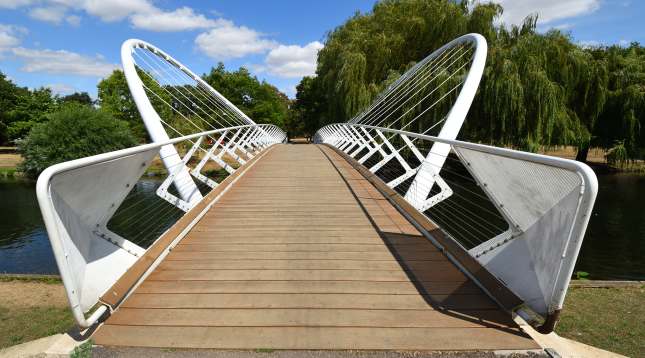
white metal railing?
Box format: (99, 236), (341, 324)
(314, 33), (598, 332)
(36, 124), (286, 327)
(315, 123), (596, 327)
(36, 37), (288, 328)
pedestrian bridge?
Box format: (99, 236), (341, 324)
(36, 34), (597, 352)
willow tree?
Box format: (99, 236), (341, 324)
(296, 0), (645, 161)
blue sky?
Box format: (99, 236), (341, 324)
(0, 0), (642, 99)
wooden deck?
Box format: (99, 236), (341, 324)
(93, 144), (538, 351)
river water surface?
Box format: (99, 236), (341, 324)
(0, 174), (643, 280)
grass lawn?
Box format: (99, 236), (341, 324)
(557, 284), (644, 357)
(0, 275), (74, 349)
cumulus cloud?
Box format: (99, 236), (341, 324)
(8, 0), (223, 32)
(131, 6), (220, 32)
(29, 6), (67, 24)
(489, 0), (601, 26)
(12, 47), (118, 77)
(195, 20), (277, 60)
(264, 41), (323, 78)
(80, 0), (155, 22)
(0, 24), (25, 51)
(0, 0), (34, 9)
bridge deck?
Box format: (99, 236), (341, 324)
(93, 144), (538, 351)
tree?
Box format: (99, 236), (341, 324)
(60, 92), (94, 106)
(0, 72), (27, 145)
(291, 76), (326, 139)
(4, 87), (57, 142)
(202, 63), (290, 128)
(294, 0), (644, 161)
(97, 70), (148, 141)
(18, 104), (137, 178)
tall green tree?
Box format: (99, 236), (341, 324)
(97, 70), (148, 141)
(202, 63), (289, 128)
(294, 0), (644, 161)
(4, 87), (57, 142)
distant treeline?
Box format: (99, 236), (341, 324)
(289, 0), (644, 161)
(0, 65), (290, 176)
(0, 64), (290, 146)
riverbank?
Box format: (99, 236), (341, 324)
(0, 275), (74, 349)
(0, 149), (236, 179)
(0, 275), (641, 356)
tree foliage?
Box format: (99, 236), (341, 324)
(293, 0), (644, 160)
(18, 104), (136, 177)
(0, 73), (56, 144)
(202, 63), (290, 128)
(97, 70), (148, 141)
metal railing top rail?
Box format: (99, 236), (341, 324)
(315, 122), (598, 332)
(37, 124), (285, 328)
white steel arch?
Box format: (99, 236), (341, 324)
(121, 39), (257, 205)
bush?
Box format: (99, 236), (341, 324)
(18, 105), (137, 178)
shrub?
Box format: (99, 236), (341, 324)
(18, 104), (137, 178)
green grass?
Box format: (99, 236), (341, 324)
(0, 167), (18, 178)
(0, 305), (75, 349)
(557, 285), (644, 357)
(70, 339), (93, 358)
(0, 274), (62, 284)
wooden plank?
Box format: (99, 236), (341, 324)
(165, 250), (445, 261)
(172, 243), (438, 253)
(106, 308), (517, 328)
(121, 293), (497, 310)
(146, 269), (467, 282)
(134, 280), (483, 295)
(157, 259), (456, 271)
(181, 234), (384, 244)
(93, 326), (537, 350)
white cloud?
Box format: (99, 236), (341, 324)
(47, 83), (75, 95)
(0, 0), (34, 9)
(12, 47), (118, 77)
(0, 24), (24, 51)
(79, 0), (155, 22)
(482, 0), (601, 26)
(29, 6), (67, 24)
(195, 20), (277, 60)
(264, 41), (323, 78)
(131, 6), (219, 32)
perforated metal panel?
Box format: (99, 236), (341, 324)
(454, 147), (581, 232)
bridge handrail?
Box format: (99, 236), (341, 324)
(36, 124), (286, 327)
(315, 122), (597, 332)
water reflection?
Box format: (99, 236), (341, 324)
(0, 179), (57, 274)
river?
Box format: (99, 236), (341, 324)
(0, 174), (643, 280)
